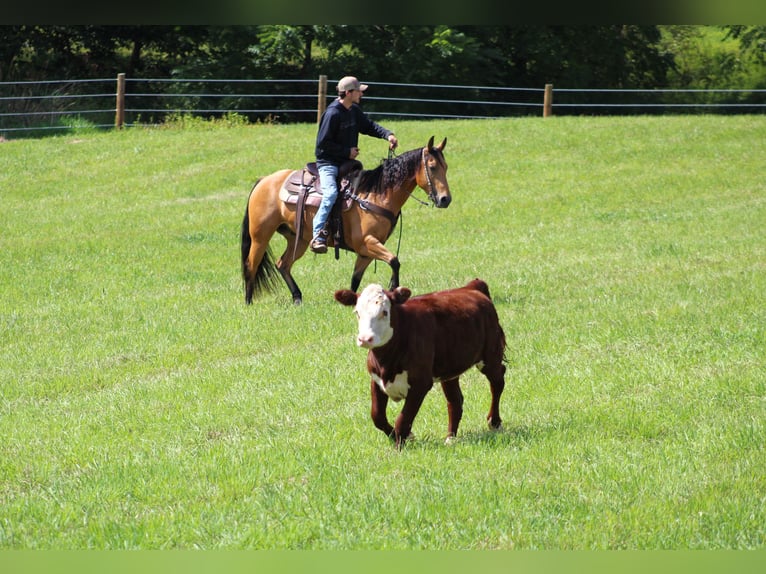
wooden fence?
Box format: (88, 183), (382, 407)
(2, 74), (765, 136)
(112, 75), (558, 129)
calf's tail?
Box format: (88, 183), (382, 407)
(467, 278), (492, 299)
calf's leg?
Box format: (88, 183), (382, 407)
(440, 377), (464, 442)
(370, 379), (394, 437)
(481, 361), (505, 430)
(393, 385), (429, 449)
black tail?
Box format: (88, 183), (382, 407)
(241, 182), (281, 304)
(241, 199), (253, 281)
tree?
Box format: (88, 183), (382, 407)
(725, 26), (766, 64)
(0, 26), (29, 82)
(6, 25), (764, 126)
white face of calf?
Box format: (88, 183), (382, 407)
(354, 284), (394, 349)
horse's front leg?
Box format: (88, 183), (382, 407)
(356, 237), (400, 291)
(388, 258), (401, 290)
(351, 255), (373, 292)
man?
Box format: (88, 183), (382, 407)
(311, 76), (398, 253)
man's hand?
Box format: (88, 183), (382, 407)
(388, 134), (398, 150)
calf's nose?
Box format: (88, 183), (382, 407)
(357, 333), (374, 347)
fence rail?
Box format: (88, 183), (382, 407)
(1, 75), (765, 136)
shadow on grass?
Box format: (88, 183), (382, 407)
(457, 424), (538, 447)
(395, 421), (564, 451)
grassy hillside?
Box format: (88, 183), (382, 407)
(0, 115), (764, 549)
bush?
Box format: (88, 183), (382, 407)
(159, 112), (251, 130)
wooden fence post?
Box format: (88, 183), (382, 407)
(115, 73), (125, 129)
(317, 74), (327, 125)
(543, 83), (553, 117)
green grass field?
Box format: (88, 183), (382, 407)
(0, 115), (764, 549)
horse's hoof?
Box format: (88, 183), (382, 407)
(293, 298), (302, 306)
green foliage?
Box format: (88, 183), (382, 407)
(4, 25), (766, 127)
(0, 117), (764, 549)
(725, 25), (766, 64)
(426, 26), (483, 78)
(661, 26), (766, 89)
(494, 25), (670, 88)
(58, 114), (100, 134)
(5, 25), (759, 90)
(248, 25), (319, 75)
(158, 112), (251, 129)
(658, 26), (766, 109)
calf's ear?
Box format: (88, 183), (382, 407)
(391, 287), (411, 304)
(334, 290), (359, 306)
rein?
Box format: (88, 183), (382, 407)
(358, 143), (440, 272)
(381, 145), (433, 260)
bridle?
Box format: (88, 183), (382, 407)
(387, 146), (437, 207)
(421, 147), (438, 205)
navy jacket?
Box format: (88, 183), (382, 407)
(315, 99), (393, 165)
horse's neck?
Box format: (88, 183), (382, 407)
(362, 178), (417, 213)
(389, 180), (418, 210)
(356, 152), (421, 211)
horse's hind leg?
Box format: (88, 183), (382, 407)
(276, 225), (308, 305)
(243, 234), (279, 305)
(242, 181), (285, 305)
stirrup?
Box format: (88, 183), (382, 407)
(310, 235), (327, 254)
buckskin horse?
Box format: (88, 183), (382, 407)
(240, 136), (451, 305)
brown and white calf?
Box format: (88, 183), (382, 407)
(334, 278), (507, 448)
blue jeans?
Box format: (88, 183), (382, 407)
(313, 163), (339, 238)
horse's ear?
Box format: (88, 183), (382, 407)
(334, 290), (359, 307)
(391, 287), (411, 305)
(437, 137), (447, 151)
(426, 135), (435, 151)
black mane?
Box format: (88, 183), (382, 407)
(357, 147), (423, 194)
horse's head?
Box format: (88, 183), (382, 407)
(418, 136), (451, 208)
